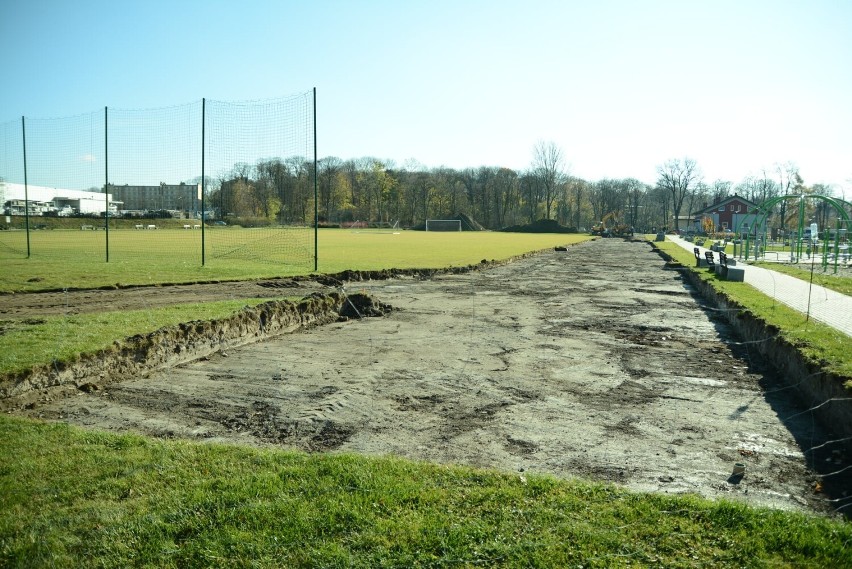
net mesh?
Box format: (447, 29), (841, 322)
(205, 94), (314, 269)
(0, 92), (315, 270)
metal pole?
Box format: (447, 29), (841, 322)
(313, 87), (318, 272)
(201, 98), (206, 266)
(104, 106), (110, 262)
(21, 116), (30, 258)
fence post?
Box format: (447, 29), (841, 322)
(105, 106), (110, 262)
(313, 87), (318, 272)
(21, 116), (30, 258)
(201, 97), (206, 267)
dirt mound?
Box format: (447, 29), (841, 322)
(339, 292), (393, 319)
(500, 218), (576, 233)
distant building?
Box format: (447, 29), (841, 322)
(108, 183), (201, 215)
(690, 194), (759, 234)
(0, 182), (119, 215)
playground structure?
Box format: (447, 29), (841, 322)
(736, 194), (851, 273)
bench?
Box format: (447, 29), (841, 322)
(694, 247), (710, 268)
(183, 224), (191, 229)
(716, 252), (745, 282)
(80, 224), (94, 230)
(146, 224), (157, 230)
(193, 224), (200, 229)
(134, 224), (144, 230)
(704, 250), (715, 270)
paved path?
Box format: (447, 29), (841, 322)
(667, 236), (852, 338)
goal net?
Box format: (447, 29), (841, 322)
(425, 219), (461, 232)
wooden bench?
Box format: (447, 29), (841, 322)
(704, 250), (716, 270)
(716, 251), (745, 282)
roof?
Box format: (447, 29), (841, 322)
(692, 194), (758, 215)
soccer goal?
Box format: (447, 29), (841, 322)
(425, 219), (462, 232)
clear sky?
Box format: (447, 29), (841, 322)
(2, 0), (851, 193)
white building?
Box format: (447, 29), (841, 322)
(0, 182), (119, 215)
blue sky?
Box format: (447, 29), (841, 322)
(2, 0), (851, 193)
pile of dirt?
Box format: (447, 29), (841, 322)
(500, 219), (577, 233)
(338, 292), (393, 319)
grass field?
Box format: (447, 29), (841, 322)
(0, 228), (590, 293)
(2, 416), (850, 568)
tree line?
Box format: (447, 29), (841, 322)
(206, 141), (847, 233)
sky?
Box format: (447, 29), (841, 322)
(2, 0), (851, 193)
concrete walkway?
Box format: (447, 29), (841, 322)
(667, 236), (852, 338)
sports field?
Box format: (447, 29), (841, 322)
(0, 228), (590, 292)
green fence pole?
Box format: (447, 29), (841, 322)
(104, 106), (109, 262)
(21, 116), (30, 258)
(313, 87), (318, 272)
(201, 98), (206, 267)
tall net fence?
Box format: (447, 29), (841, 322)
(108, 102), (203, 264)
(205, 95), (314, 268)
(0, 118), (26, 256)
(0, 92), (315, 271)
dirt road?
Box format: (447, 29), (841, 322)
(8, 239), (837, 513)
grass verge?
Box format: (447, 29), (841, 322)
(1, 415), (850, 568)
(0, 299), (277, 375)
(652, 240), (852, 380)
(752, 262), (852, 297)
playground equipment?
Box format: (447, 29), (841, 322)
(736, 194), (851, 273)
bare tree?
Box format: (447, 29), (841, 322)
(531, 141), (567, 220)
(656, 158), (702, 232)
(776, 162), (801, 232)
(317, 156), (343, 222)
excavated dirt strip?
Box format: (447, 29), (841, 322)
(5, 239), (846, 515)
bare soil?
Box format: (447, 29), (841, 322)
(3, 239), (842, 514)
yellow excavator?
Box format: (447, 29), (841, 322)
(591, 211), (632, 238)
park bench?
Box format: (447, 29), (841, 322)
(694, 247), (710, 268)
(716, 252), (745, 282)
(704, 251), (716, 271)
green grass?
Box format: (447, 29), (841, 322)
(2, 415), (849, 568)
(0, 299), (277, 375)
(0, 229), (590, 293)
(653, 239), (852, 379)
(752, 262), (852, 296)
